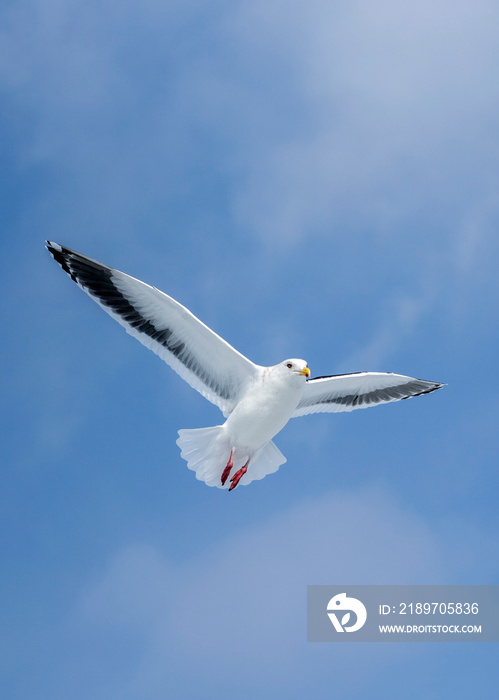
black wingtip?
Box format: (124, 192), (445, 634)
(45, 240), (57, 255)
(46, 241), (78, 282)
(400, 381), (446, 400)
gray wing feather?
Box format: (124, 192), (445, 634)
(293, 372), (444, 417)
(47, 242), (258, 415)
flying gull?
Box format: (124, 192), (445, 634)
(46, 242), (444, 491)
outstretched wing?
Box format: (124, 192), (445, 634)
(47, 242), (259, 415)
(293, 372), (444, 417)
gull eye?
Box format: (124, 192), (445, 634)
(286, 363), (293, 369)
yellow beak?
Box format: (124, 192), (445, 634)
(299, 367), (311, 378)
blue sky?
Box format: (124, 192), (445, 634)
(1, 0), (499, 697)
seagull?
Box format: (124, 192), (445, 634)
(46, 242), (444, 491)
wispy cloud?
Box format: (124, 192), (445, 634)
(3, 1), (498, 251)
(69, 485), (446, 698)
(338, 289), (435, 370)
(228, 1), (499, 245)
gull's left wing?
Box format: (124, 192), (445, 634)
(293, 372), (444, 417)
(46, 242), (260, 416)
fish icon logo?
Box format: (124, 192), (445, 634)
(327, 592), (367, 632)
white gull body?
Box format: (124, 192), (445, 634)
(179, 360), (309, 488)
(226, 362), (307, 449)
(46, 242), (444, 491)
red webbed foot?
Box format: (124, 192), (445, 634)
(228, 459), (250, 491)
(221, 451), (234, 486)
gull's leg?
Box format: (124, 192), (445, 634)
(221, 450), (234, 486)
(228, 457), (250, 492)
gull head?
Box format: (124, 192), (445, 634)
(280, 358), (310, 378)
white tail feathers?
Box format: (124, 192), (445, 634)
(176, 426), (286, 489)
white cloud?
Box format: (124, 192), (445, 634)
(338, 289), (434, 370)
(2, 0), (498, 292)
(4, 0), (498, 241)
(73, 484), (447, 697)
(226, 0), (499, 244)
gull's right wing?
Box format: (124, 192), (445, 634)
(47, 242), (260, 416)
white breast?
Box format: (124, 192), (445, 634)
(223, 369), (304, 451)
